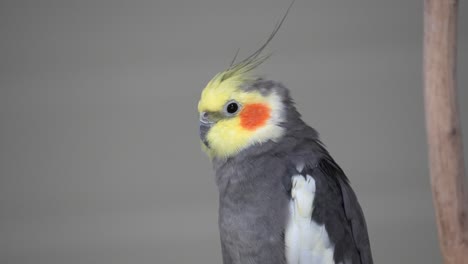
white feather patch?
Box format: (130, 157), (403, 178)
(285, 175), (335, 264)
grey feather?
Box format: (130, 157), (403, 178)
(211, 79), (373, 264)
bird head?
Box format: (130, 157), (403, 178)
(198, 70), (287, 159)
(197, 1), (296, 159)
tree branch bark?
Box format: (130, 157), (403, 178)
(423, 0), (468, 263)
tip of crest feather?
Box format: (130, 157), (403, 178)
(209, 0), (295, 89)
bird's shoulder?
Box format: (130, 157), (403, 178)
(279, 138), (373, 264)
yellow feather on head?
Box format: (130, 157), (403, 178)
(198, 1), (294, 158)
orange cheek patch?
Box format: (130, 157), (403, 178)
(239, 103), (271, 131)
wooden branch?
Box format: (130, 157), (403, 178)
(423, 0), (468, 263)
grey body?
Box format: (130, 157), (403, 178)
(211, 80), (373, 264)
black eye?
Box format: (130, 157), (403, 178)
(226, 102), (239, 114)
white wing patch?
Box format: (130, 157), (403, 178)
(285, 174), (335, 264)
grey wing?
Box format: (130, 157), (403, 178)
(314, 156), (374, 264)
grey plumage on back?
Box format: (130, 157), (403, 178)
(211, 79), (373, 264)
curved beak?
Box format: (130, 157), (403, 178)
(199, 112), (214, 147)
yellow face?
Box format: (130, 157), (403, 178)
(198, 74), (284, 158)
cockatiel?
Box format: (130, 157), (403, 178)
(198, 3), (373, 264)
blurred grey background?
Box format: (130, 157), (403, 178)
(1, 0), (467, 263)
